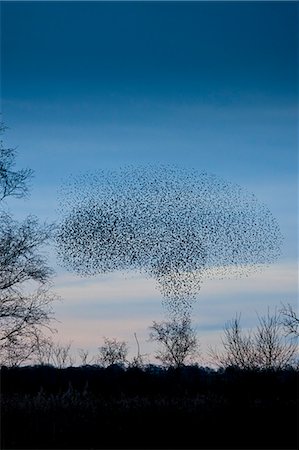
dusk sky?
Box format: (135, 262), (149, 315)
(1, 1), (298, 363)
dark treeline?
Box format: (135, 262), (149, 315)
(1, 364), (297, 449)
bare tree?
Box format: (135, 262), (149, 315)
(0, 213), (54, 289)
(96, 337), (128, 367)
(255, 309), (297, 369)
(209, 314), (256, 370)
(78, 348), (94, 366)
(210, 309), (297, 370)
(0, 288), (56, 366)
(51, 341), (74, 368)
(0, 123), (33, 201)
(280, 303), (299, 338)
(31, 329), (57, 366)
(32, 331), (74, 368)
(0, 125), (57, 366)
(149, 317), (199, 368)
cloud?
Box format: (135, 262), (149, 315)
(54, 261), (297, 306)
(201, 261), (297, 297)
(54, 271), (160, 304)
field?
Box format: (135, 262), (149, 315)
(1, 365), (297, 449)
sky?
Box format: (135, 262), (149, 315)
(1, 1), (298, 364)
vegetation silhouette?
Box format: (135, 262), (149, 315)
(149, 317), (199, 367)
(0, 124), (57, 366)
(1, 364), (297, 449)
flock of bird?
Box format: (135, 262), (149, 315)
(57, 166), (282, 317)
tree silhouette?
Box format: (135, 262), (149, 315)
(210, 309), (297, 370)
(96, 337), (128, 367)
(0, 123), (33, 201)
(149, 317), (199, 367)
(0, 124), (57, 366)
(280, 303), (299, 338)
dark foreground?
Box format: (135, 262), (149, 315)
(1, 365), (298, 449)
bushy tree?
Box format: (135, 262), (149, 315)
(149, 317), (199, 368)
(0, 124), (57, 366)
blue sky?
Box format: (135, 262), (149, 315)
(1, 1), (298, 363)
